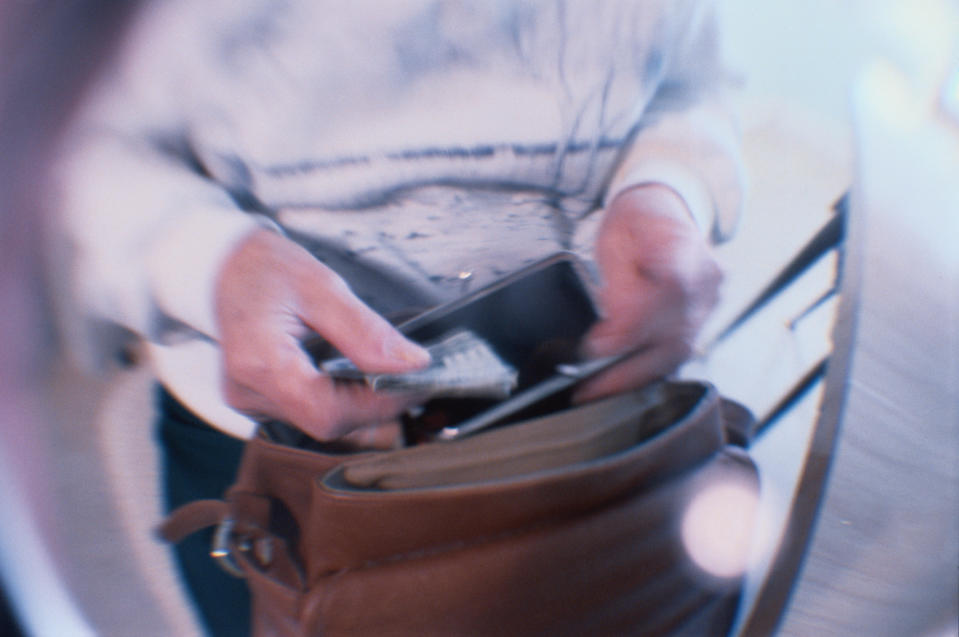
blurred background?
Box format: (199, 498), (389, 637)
(1, 1), (955, 635)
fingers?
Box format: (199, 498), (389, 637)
(216, 229), (428, 440)
(302, 382), (422, 439)
(582, 279), (663, 358)
(222, 322), (422, 439)
(340, 420), (404, 450)
(573, 339), (692, 403)
(223, 355), (421, 441)
(294, 266), (430, 373)
(578, 184), (722, 398)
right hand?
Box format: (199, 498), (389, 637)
(214, 229), (431, 444)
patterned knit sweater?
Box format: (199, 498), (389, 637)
(51, 0), (743, 436)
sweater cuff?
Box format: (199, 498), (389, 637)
(147, 207), (276, 340)
(604, 160), (715, 238)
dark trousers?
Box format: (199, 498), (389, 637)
(155, 387), (251, 637)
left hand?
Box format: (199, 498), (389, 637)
(575, 184), (722, 402)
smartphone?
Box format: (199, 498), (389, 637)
(395, 252), (600, 442)
(272, 252), (600, 450)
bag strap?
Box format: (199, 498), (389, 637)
(720, 398), (756, 448)
(157, 499), (229, 543)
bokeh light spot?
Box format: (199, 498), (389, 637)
(681, 481), (758, 578)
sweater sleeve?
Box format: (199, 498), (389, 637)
(48, 0), (263, 366)
(604, 0), (744, 243)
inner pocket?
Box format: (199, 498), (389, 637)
(339, 382), (707, 490)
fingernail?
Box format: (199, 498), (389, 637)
(393, 340), (431, 367)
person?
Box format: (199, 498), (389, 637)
(48, 1), (743, 634)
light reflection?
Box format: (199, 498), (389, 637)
(681, 480), (760, 579)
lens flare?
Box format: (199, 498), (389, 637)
(681, 481), (759, 578)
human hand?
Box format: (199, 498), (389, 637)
(575, 184), (722, 402)
(215, 229), (431, 445)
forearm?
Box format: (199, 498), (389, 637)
(606, 0), (744, 243)
(49, 114), (263, 368)
(45, 0), (275, 366)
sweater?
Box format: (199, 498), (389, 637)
(50, 0), (743, 437)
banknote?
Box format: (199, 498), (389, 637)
(320, 329), (518, 399)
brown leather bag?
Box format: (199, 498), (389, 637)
(161, 381), (758, 636)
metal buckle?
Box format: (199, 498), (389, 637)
(210, 518), (246, 578)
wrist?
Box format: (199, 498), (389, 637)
(608, 183), (699, 232)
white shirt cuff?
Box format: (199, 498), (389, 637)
(604, 160), (715, 236)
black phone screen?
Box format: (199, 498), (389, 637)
(398, 253), (599, 441)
